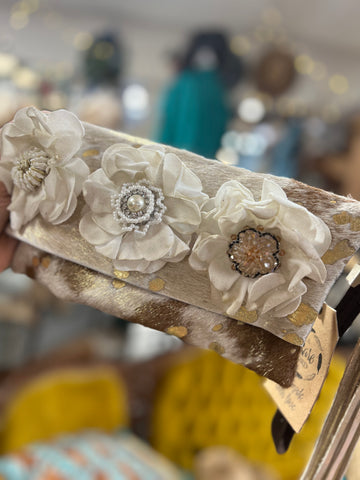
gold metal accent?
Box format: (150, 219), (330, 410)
(233, 306), (258, 324)
(212, 323), (224, 332)
(333, 211), (351, 225)
(322, 239), (356, 265)
(287, 303), (317, 326)
(332, 211), (360, 231)
(113, 270), (130, 280)
(32, 256), (40, 267)
(82, 149), (100, 157)
(208, 341), (225, 354)
(350, 216), (360, 231)
(112, 279), (126, 289)
(59, 263), (96, 294)
(149, 278), (165, 292)
(41, 256), (51, 268)
(283, 332), (304, 346)
(166, 326), (188, 338)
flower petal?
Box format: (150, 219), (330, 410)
(190, 233), (229, 270)
(162, 153), (207, 205)
(79, 211), (116, 246)
(224, 279), (250, 317)
(256, 281), (306, 315)
(247, 272), (286, 303)
(83, 169), (116, 214)
(163, 196), (201, 235)
(96, 235), (123, 259)
(102, 144), (149, 183)
(208, 254), (240, 291)
(117, 223), (180, 262)
(9, 187), (42, 230)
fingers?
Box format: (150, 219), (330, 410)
(0, 233), (17, 272)
(0, 181), (11, 233)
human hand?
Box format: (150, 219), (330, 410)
(0, 182), (17, 272)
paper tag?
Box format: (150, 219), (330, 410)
(265, 304), (339, 433)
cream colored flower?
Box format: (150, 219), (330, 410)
(0, 107), (89, 230)
(79, 144), (208, 274)
(189, 179), (331, 318)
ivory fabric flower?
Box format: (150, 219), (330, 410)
(189, 179), (331, 318)
(79, 144), (208, 274)
(0, 107), (89, 230)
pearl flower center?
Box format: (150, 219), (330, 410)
(12, 146), (51, 192)
(127, 194), (145, 213)
(227, 227), (281, 278)
(111, 180), (166, 235)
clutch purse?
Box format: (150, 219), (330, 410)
(2, 107), (360, 387)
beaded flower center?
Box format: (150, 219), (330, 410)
(111, 180), (166, 235)
(227, 227), (281, 278)
(12, 147), (51, 192)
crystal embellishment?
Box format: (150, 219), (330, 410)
(111, 180), (166, 235)
(227, 227), (281, 278)
(12, 146), (51, 192)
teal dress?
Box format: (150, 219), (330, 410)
(156, 69), (229, 159)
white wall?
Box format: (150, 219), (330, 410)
(1, 0), (360, 135)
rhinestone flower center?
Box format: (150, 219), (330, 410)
(227, 227), (281, 278)
(111, 180), (166, 235)
(12, 147), (51, 192)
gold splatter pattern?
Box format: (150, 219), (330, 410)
(212, 324), (224, 332)
(82, 149), (100, 157)
(208, 342), (225, 355)
(332, 211), (360, 231)
(350, 217), (360, 231)
(60, 263), (96, 294)
(113, 270), (130, 280)
(333, 212), (351, 225)
(233, 306), (258, 324)
(283, 333), (304, 346)
(322, 239), (356, 265)
(112, 279), (126, 289)
(287, 303), (317, 326)
(166, 326), (188, 338)
(149, 278), (165, 292)
(41, 256), (51, 268)
(32, 256), (40, 267)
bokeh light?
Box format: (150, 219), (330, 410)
(238, 97), (266, 124)
(294, 54), (314, 75)
(329, 74), (349, 95)
(122, 84), (149, 120)
(73, 32), (94, 51)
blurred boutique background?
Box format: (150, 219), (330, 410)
(0, 1), (359, 479)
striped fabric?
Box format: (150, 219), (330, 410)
(0, 431), (188, 480)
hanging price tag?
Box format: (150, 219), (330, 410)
(265, 304), (339, 433)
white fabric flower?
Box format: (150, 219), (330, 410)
(0, 107), (88, 230)
(79, 144), (208, 274)
(189, 179), (331, 318)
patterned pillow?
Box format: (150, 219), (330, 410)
(0, 431), (187, 480)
